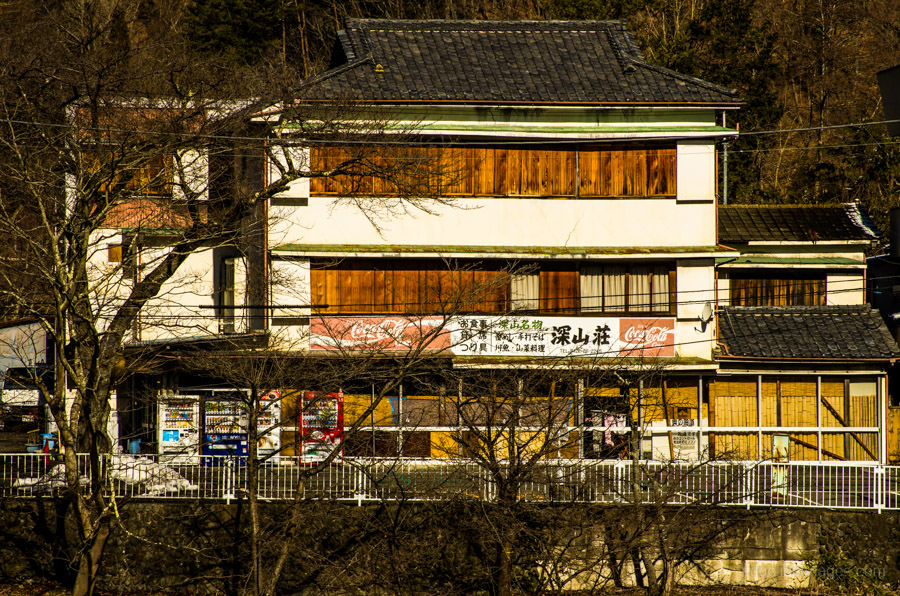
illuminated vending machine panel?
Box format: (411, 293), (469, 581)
(202, 390), (249, 461)
(299, 392), (343, 465)
(257, 390), (282, 457)
(158, 395), (200, 462)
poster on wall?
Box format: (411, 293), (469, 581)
(310, 315), (675, 358)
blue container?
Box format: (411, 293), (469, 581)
(128, 439), (141, 454)
(40, 433), (55, 451)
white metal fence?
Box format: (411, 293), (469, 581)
(1, 454), (898, 511)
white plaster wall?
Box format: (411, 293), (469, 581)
(268, 258), (312, 351)
(718, 276), (730, 307)
(136, 248), (218, 341)
(270, 197), (717, 250)
(87, 229), (131, 336)
(173, 149), (208, 202)
(827, 272), (865, 305)
(267, 146), (309, 193)
(675, 260), (716, 360)
(676, 141), (716, 203)
(0, 322), (46, 372)
(86, 230), (220, 342)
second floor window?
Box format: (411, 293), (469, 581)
(309, 145), (676, 199)
(729, 272), (826, 306)
(310, 259), (675, 316)
(89, 152), (173, 197)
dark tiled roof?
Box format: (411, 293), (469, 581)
(717, 306), (899, 360)
(718, 204), (880, 244)
(300, 19), (741, 105)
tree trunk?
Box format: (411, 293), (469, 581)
(495, 528), (513, 596)
(71, 520), (110, 596)
(261, 476), (307, 596)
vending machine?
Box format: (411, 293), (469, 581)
(256, 390), (282, 457)
(201, 390), (249, 461)
(299, 391), (343, 464)
(157, 394), (200, 462)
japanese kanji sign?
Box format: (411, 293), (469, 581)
(450, 316), (675, 357)
(310, 315), (675, 357)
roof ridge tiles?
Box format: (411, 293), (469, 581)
(717, 304), (900, 360)
(306, 19), (743, 105)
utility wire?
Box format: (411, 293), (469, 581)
(3, 115), (900, 146)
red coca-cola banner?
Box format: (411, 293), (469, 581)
(618, 318), (676, 357)
(310, 316), (451, 351)
(310, 315), (675, 357)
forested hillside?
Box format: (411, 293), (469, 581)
(5, 0), (900, 233)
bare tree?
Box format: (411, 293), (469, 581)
(0, 4), (464, 594)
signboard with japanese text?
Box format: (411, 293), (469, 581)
(310, 315), (675, 358)
(450, 316), (675, 358)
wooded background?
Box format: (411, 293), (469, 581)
(180, 0), (900, 237)
(4, 0), (897, 234)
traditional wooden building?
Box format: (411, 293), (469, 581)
(713, 205), (899, 462)
(53, 20), (900, 464)
(252, 19), (742, 460)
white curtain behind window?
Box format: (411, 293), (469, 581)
(581, 266), (603, 312)
(603, 266), (626, 311)
(510, 274), (539, 312)
(630, 266), (652, 311)
(651, 266), (670, 312)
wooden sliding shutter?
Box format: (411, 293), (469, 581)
(311, 260), (509, 314)
(539, 269), (580, 314)
(311, 145), (675, 198)
(579, 146), (675, 198)
(730, 277), (826, 306)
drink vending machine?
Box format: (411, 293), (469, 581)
(202, 390), (249, 461)
(299, 392), (343, 464)
(157, 394), (200, 462)
(256, 390), (282, 457)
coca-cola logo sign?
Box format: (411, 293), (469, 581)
(346, 319), (412, 343)
(620, 319), (675, 356)
(310, 316), (450, 351)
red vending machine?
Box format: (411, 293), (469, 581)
(299, 391), (343, 464)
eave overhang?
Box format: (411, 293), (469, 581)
(715, 355), (897, 365)
(449, 356), (718, 370)
(271, 244), (733, 260)
(715, 256), (864, 269)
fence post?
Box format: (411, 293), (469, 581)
(223, 459), (235, 503)
(875, 465), (885, 513)
(744, 462), (755, 509)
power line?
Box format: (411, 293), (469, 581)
(4, 115), (900, 147)
(9, 269), (890, 316)
(737, 118), (900, 137)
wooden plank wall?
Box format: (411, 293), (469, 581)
(729, 278), (826, 306)
(709, 377), (880, 461)
(710, 378), (759, 459)
(311, 260), (510, 314)
(539, 270), (580, 314)
(309, 146), (676, 198)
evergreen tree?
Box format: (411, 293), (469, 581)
(183, 0), (283, 65)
